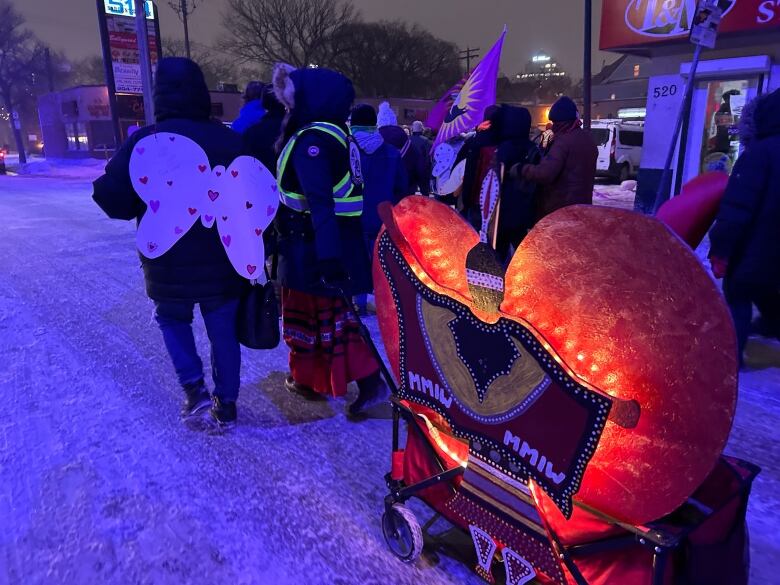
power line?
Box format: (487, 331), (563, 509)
(167, 0), (202, 59)
(459, 46), (480, 76)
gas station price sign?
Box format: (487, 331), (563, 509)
(103, 0), (155, 19)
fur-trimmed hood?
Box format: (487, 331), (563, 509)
(273, 64), (354, 126)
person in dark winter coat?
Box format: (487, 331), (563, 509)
(350, 103), (408, 314)
(518, 96), (597, 219)
(242, 86), (287, 260)
(231, 81), (266, 134)
(242, 85), (286, 172)
(493, 105), (540, 261)
(459, 105), (502, 227)
(272, 64), (386, 416)
(92, 57), (244, 426)
(350, 104), (408, 252)
(378, 105), (431, 196)
(709, 88), (780, 363)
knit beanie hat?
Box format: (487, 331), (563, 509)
(377, 101), (398, 127)
(548, 96), (578, 122)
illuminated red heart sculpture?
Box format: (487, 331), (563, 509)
(374, 196), (737, 525)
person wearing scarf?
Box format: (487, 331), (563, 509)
(517, 96), (598, 220)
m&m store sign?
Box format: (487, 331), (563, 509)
(601, 0), (780, 50)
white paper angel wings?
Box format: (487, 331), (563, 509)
(128, 132), (279, 281)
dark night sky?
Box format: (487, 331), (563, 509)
(17, 0), (614, 78)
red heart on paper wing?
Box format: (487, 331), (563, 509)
(147, 241), (158, 252)
(222, 215), (228, 222)
(246, 201), (253, 209)
(198, 164), (207, 173)
(204, 215), (214, 223)
(247, 264), (256, 275)
(139, 176), (149, 185)
(208, 190), (219, 202)
(222, 235), (231, 247)
(135, 147), (145, 155)
(254, 228), (262, 236)
(231, 170), (239, 178)
(216, 171), (222, 177)
(167, 180), (173, 186)
(266, 205), (275, 216)
(168, 136), (175, 141)
(174, 226), (183, 234)
(188, 207), (197, 215)
(149, 200), (160, 213)
(375, 197), (736, 526)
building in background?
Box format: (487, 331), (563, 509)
(515, 52), (567, 81)
(37, 86), (243, 158)
(600, 0), (780, 212)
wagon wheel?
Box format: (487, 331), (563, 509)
(382, 504), (424, 563)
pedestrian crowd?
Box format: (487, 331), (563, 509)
(93, 56), (778, 429)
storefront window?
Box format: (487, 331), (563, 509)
(66, 123), (89, 151)
(699, 80), (749, 175)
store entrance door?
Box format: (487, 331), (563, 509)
(683, 77), (761, 184)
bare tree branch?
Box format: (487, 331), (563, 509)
(219, 0), (358, 68)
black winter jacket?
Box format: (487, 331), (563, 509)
(274, 67), (372, 297)
(710, 89), (780, 288)
(92, 58), (245, 303)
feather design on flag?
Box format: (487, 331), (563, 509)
(433, 28), (507, 148)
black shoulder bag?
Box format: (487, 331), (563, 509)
(237, 256), (280, 350)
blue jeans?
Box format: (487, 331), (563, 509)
(154, 298), (241, 402)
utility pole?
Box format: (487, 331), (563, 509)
(583, 0), (592, 130)
(459, 47), (480, 76)
(44, 48), (55, 93)
(168, 0), (200, 59)
(135, 0), (155, 126)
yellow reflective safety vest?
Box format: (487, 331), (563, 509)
(276, 122), (364, 217)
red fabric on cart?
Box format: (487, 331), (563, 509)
(657, 172), (728, 249)
(532, 457), (753, 585)
(401, 402), (467, 514)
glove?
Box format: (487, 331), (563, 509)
(317, 258), (350, 291)
(710, 256), (728, 279)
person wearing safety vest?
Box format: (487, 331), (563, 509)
(272, 64), (387, 417)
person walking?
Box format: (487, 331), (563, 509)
(231, 81), (266, 134)
(710, 88), (780, 364)
(272, 65), (387, 417)
(516, 96), (597, 220)
(378, 104), (431, 196)
(242, 85), (286, 172)
(350, 103), (408, 314)
(492, 105), (540, 261)
(92, 58), (245, 427)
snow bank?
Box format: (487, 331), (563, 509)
(14, 156), (106, 180)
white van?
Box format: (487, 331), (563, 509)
(589, 120), (644, 183)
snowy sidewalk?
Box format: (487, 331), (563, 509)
(0, 174), (777, 584)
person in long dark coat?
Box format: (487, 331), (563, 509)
(272, 64), (386, 416)
(92, 58), (244, 426)
(710, 88), (780, 363)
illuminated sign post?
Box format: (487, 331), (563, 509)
(96, 0), (161, 147)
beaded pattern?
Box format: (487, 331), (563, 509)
(378, 232), (612, 518)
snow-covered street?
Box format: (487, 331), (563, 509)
(0, 166), (778, 584)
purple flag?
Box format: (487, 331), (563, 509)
(433, 28), (506, 148)
(425, 75), (468, 132)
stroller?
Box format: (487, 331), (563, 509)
(354, 197), (759, 584)
(380, 393), (757, 585)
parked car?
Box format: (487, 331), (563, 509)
(590, 120), (644, 183)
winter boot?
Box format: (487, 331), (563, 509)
(347, 371), (388, 419)
(284, 375), (324, 401)
(181, 379), (211, 419)
(210, 395), (237, 427)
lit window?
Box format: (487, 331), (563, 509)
(633, 64), (640, 78)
